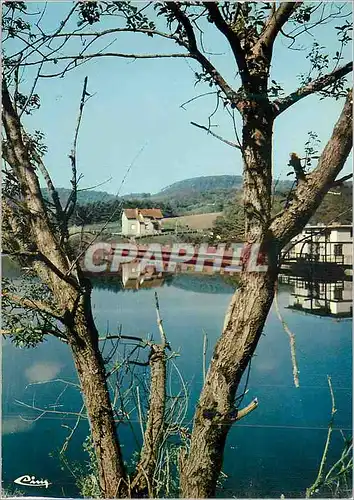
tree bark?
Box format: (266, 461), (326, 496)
(179, 89), (352, 498)
(180, 96), (277, 497)
(131, 344), (166, 496)
(180, 267), (278, 498)
(2, 79), (127, 498)
(71, 335), (127, 496)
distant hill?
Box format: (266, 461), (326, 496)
(41, 187), (118, 206)
(153, 175), (243, 199)
(44, 175), (294, 206)
(45, 175), (351, 226)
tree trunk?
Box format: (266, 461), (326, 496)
(132, 344), (166, 496)
(180, 89), (352, 497)
(179, 266), (278, 498)
(180, 102), (276, 497)
(2, 80), (128, 498)
(65, 293), (128, 498)
(72, 341), (127, 497)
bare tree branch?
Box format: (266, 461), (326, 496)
(166, 3), (239, 104)
(306, 376), (337, 497)
(63, 76), (89, 229)
(3, 291), (65, 321)
(274, 284), (300, 388)
(131, 293), (169, 495)
(15, 51), (192, 69)
(203, 3), (250, 85)
(330, 173), (352, 187)
(29, 147), (64, 223)
(256, 2), (301, 54)
(273, 62), (353, 116)
(191, 121), (241, 149)
(55, 26), (183, 44)
(271, 89), (352, 246)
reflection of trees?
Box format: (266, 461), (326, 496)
(89, 272), (238, 295)
(169, 274), (234, 294)
(89, 275), (123, 293)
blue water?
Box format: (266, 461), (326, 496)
(2, 275), (352, 498)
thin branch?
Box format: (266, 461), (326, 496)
(202, 330), (208, 384)
(64, 143), (147, 277)
(60, 403), (86, 455)
(180, 91), (218, 110)
(190, 121), (241, 149)
(15, 399), (88, 420)
(3, 291), (64, 321)
(166, 3), (238, 104)
(77, 176), (113, 192)
(136, 386), (145, 442)
(63, 76), (89, 227)
(16, 51), (192, 69)
(203, 3), (250, 85)
(273, 62), (353, 116)
(256, 2), (301, 54)
(54, 26), (182, 44)
(30, 148), (64, 222)
(274, 284), (300, 388)
(330, 173), (352, 187)
(155, 291), (168, 348)
(18, 61), (44, 119)
(306, 376), (337, 497)
(235, 398), (259, 422)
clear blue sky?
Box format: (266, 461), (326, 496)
(15, 2), (353, 195)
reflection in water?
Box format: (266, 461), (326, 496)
(279, 275), (352, 318)
(2, 417), (34, 435)
(89, 263), (239, 294)
(2, 255), (352, 498)
(121, 262), (166, 289)
(25, 362), (63, 383)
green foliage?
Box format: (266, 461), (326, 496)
(77, 2), (102, 27)
(76, 437), (101, 498)
(310, 183), (352, 225)
(63, 176), (282, 226)
(2, 276), (59, 348)
(212, 204), (245, 243)
(212, 178), (352, 243)
(156, 175), (243, 197)
(1, 486), (25, 497)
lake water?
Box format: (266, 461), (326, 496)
(2, 263), (352, 498)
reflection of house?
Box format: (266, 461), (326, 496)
(121, 262), (165, 290)
(284, 224), (352, 266)
(281, 275), (352, 318)
(121, 208), (163, 237)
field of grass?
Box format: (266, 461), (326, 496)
(162, 212), (222, 231)
(69, 222), (121, 235)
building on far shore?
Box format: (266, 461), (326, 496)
(283, 224), (352, 267)
(279, 275), (352, 318)
(121, 262), (165, 289)
(121, 208), (163, 237)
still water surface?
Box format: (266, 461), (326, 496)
(2, 270), (352, 498)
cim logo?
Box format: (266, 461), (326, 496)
(14, 474), (51, 489)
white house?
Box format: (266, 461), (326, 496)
(285, 277), (352, 317)
(284, 224), (352, 267)
(121, 208), (163, 237)
(121, 261), (164, 289)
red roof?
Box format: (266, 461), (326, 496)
(123, 208), (163, 220)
